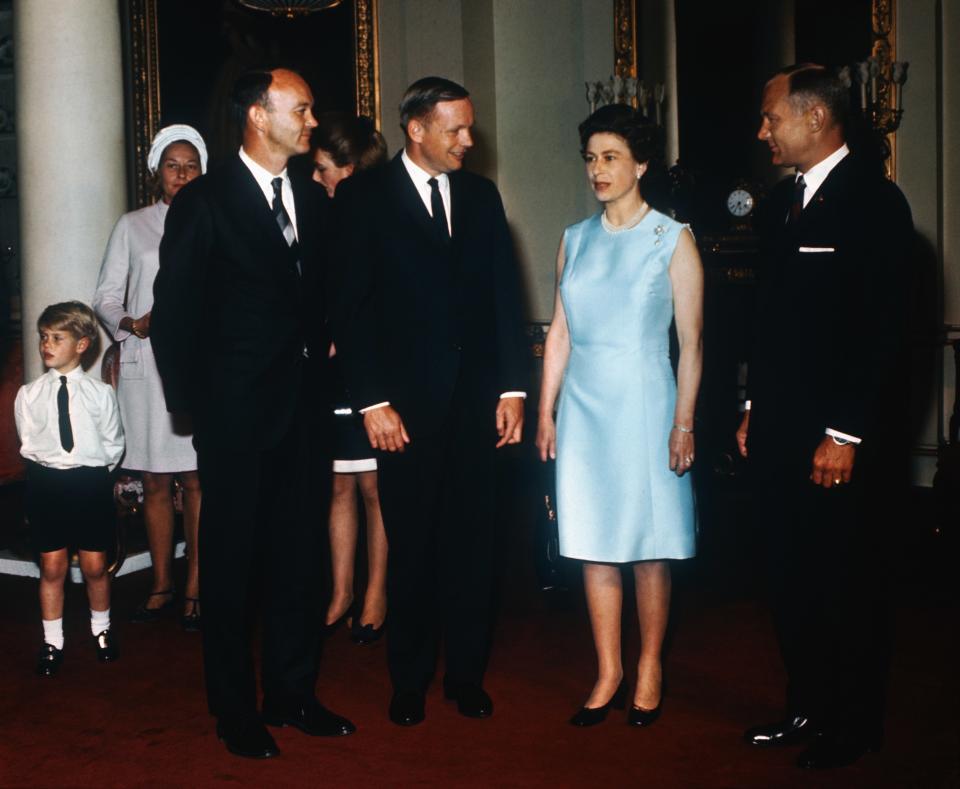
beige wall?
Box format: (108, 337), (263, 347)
(897, 0), (958, 483)
(377, 0), (613, 321)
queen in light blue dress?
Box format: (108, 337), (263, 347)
(537, 105), (703, 726)
(555, 209), (696, 562)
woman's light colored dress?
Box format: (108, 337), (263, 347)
(555, 209), (696, 563)
(93, 201), (197, 473)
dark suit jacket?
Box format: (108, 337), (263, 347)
(330, 154), (527, 439)
(151, 155), (329, 450)
(747, 152), (914, 467)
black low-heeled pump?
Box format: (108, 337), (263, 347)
(324, 601), (355, 635)
(627, 701), (661, 727)
(569, 679), (627, 727)
(351, 618), (385, 645)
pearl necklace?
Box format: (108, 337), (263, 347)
(601, 201), (650, 234)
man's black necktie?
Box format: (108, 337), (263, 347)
(789, 174), (806, 224)
(271, 177), (301, 273)
(427, 177), (450, 241)
(57, 375), (74, 452)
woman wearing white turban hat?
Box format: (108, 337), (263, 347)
(93, 125), (208, 630)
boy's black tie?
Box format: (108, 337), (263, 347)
(427, 177), (450, 242)
(789, 174), (806, 225)
(57, 375), (74, 452)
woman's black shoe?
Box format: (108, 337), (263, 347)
(181, 597), (201, 632)
(130, 590), (174, 623)
(569, 679), (626, 727)
(627, 702), (661, 727)
(324, 601), (355, 635)
(351, 618), (385, 645)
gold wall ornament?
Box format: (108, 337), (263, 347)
(355, 0), (380, 123)
(613, 0), (637, 79)
(122, 0), (380, 209)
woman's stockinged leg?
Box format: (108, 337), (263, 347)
(326, 472), (359, 625)
(632, 559), (671, 709)
(583, 561), (625, 708)
(357, 470), (387, 628)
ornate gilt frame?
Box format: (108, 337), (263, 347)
(122, 0), (380, 208)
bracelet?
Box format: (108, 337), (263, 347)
(672, 424), (693, 434)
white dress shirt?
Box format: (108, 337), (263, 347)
(239, 146), (299, 241)
(359, 151), (525, 414)
(15, 366), (125, 470)
(747, 142), (861, 445)
(401, 149), (452, 236)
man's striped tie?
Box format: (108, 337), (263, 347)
(271, 177), (300, 274)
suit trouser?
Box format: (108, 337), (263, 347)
(196, 421), (328, 722)
(757, 463), (891, 737)
(376, 393), (498, 693)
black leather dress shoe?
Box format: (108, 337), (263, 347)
(443, 682), (493, 719)
(94, 629), (118, 663)
(36, 643), (63, 677)
(216, 718), (279, 759)
(389, 690), (425, 726)
(797, 731), (882, 769)
(262, 699), (355, 737)
(744, 715), (815, 747)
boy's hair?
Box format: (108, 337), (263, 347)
(37, 301), (99, 343)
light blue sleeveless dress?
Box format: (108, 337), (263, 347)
(555, 209), (696, 563)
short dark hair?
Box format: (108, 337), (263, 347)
(399, 77), (470, 132)
(312, 112), (388, 172)
(578, 103), (664, 165)
(230, 69), (275, 137)
(578, 104), (669, 210)
(775, 63), (849, 129)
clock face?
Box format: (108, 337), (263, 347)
(727, 188), (755, 218)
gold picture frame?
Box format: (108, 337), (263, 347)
(122, 0), (380, 208)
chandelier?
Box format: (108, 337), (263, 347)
(236, 0), (342, 19)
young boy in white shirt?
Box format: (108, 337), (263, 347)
(14, 301), (125, 676)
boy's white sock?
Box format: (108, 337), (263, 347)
(90, 608), (110, 636)
(42, 618), (64, 650)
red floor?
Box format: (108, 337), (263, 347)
(0, 540), (956, 789)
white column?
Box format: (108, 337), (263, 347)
(14, 0), (126, 380)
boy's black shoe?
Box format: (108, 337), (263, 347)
(94, 629), (118, 662)
(36, 643), (63, 676)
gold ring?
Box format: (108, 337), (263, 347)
(833, 479), (841, 485)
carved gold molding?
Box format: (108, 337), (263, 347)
(613, 0), (637, 79)
(123, 0), (380, 208)
(871, 0), (898, 179)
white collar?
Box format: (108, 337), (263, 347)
(47, 365), (85, 382)
(239, 146), (289, 191)
(401, 149), (448, 190)
(797, 143), (849, 203)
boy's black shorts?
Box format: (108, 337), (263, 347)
(25, 462), (115, 554)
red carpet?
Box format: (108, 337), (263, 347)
(0, 481), (956, 788)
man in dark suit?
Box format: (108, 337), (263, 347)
(737, 65), (914, 769)
(331, 77), (528, 726)
(151, 68), (354, 759)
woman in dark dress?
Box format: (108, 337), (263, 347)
(311, 113), (390, 643)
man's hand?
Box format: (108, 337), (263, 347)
(363, 406), (410, 453)
(736, 411), (750, 458)
(495, 397), (524, 448)
(810, 436), (856, 489)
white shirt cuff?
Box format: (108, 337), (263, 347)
(744, 400), (752, 411)
(358, 401), (390, 414)
(825, 428), (862, 445)
(500, 392), (527, 399)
